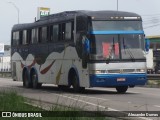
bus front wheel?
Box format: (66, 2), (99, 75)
(72, 73), (85, 93)
(116, 86), (128, 93)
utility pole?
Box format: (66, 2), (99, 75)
(8, 2), (19, 24)
(117, 0), (119, 11)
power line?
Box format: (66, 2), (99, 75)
(142, 16), (160, 21)
(144, 24), (160, 29)
(143, 20), (160, 25)
(142, 16), (160, 25)
(141, 13), (160, 17)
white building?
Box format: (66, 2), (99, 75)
(0, 47), (11, 72)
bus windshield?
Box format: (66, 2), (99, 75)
(92, 21), (143, 31)
(89, 34), (145, 60)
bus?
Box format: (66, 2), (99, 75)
(145, 36), (160, 74)
(11, 10), (147, 93)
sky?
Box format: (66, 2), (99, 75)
(0, 0), (160, 45)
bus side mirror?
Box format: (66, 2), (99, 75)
(145, 38), (150, 52)
(82, 36), (90, 54)
(82, 36), (90, 68)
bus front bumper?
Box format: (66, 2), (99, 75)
(90, 73), (147, 87)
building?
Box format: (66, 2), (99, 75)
(146, 35), (160, 74)
(147, 35), (160, 50)
(0, 45), (11, 72)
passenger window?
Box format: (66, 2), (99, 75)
(31, 29), (38, 44)
(12, 31), (19, 46)
(65, 22), (72, 40)
(53, 25), (59, 42)
(38, 27), (42, 43)
(22, 30), (27, 45)
(62, 23), (65, 40)
(42, 27), (47, 43)
(27, 29), (31, 44)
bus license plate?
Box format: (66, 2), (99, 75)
(117, 78), (126, 82)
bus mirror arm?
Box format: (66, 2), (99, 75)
(145, 38), (150, 53)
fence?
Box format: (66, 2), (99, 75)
(0, 62), (11, 72)
(0, 62), (11, 77)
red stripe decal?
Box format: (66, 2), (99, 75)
(40, 60), (55, 74)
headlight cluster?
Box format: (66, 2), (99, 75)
(136, 69), (146, 72)
(90, 70), (106, 74)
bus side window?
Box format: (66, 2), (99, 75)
(22, 30), (27, 45)
(53, 25), (59, 42)
(62, 23), (65, 41)
(19, 31), (23, 45)
(38, 27), (42, 43)
(71, 21), (74, 40)
(58, 24), (62, 41)
(47, 26), (50, 42)
(65, 22), (72, 41)
(12, 32), (19, 46)
(41, 27), (47, 43)
(50, 25), (53, 41)
(27, 29), (31, 44)
(31, 29), (38, 44)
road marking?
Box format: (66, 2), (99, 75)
(0, 82), (154, 120)
(57, 94), (118, 111)
(127, 91), (140, 94)
(71, 94), (110, 101)
(91, 87), (140, 94)
(154, 105), (160, 108)
(55, 94), (153, 120)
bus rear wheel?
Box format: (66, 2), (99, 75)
(31, 71), (41, 89)
(116, 86), (128, 93)
(23, 71), (32, 88)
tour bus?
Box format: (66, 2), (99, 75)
(11, 10), (147, 93)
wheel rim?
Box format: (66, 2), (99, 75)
(24, 72), (29, 87)
(32, 72), (38, 88)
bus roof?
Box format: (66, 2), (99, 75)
(40, 10), (141, 21)
(12, 10), (142, 31)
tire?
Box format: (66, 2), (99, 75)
(31, 71), (41, 89)
(72, 73), (85, 93)
(23, 71), (32, 88)
(116, 86), (128, 93)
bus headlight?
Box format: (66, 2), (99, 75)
(90, 70), (101, 74)
(136, 69), (145, 72)
(90, 70), (106, 74)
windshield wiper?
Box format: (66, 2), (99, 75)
(122, 38), (135, 61)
